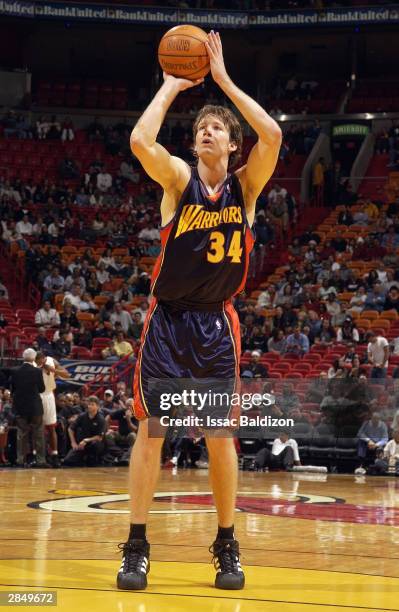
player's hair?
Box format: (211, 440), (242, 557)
(87, 395), (100, 405)
(192, 105), (242, 168)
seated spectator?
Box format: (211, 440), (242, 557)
(79, 292), (98, 313)
(331, 229), (347, 253)
(115, 282), (133, 304)
(110, 302), (133, 335)
(284, 325), (309, 355)
(355, 412), (389, 475)
(32, 327), (54, 356)
(86, 272), (101, 297)
(276, 284), (294, 307)
(64, 268), (86, 292)
(248, 325), (268, 353)
(276, 384), (299, 416)
(327, 358), (345, 379)
(16, 213), (33, 236)
(138, 222), (160, 242)
(254, 430), (300, 470)
(43, 267), (65, 300)
(63, 284), (85, 311)
(306, 371), (329, 404)
(120, 157), (140, 183)
(91, 214), (106, 236)
(35, 300), (60, 328)
(318, 278), (337, 300)
(87, 118), (105, 142)
(61, 117), (75, 142)
(108, 255), (128, 277)
(60, 301), (79, 329)
(240, 350), (268, 379)
(147, 239), (161, 257)
(348, 286), (367, 314)
(92, 320), (111, 339)
(257, 284), (278, 309)
(98, 248), (115, 270)
(59, 156), (79, 180)
(336, 318), (359, 344)
(47, 115), (61, 140)
(382, 225), (399, 250)
(384, 285), (399, 312)
(363, 199), (379, 221)
(36, 115), (49, 139)
(63, 396), (106, 467)
(96, 261), (110, 286)
(74, 323), (93, 350)
(133, 299), (149, 324)
(106, 397), (138, 451)
(267, 329), (286, 354)
(130, 312), (144, 340)
(52, 328), (72, 359)
(101, 331), (133, 360)
(97, 167), (112, 193)
(353, 206), (369, 226)
(338, 205), (354, 226)
(365, 283), (386, 312)
(371, 430), (399, 475)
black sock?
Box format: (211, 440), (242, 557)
(217, 525), (234, 540)
(128, 523), (147, 541)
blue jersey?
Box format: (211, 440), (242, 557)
(151, 167), (255, 310)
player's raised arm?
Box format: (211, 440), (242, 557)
(205, 31), (282, 220)
(130, 73), (202, 191)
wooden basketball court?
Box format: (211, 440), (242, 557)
(1, 467), (398, 611)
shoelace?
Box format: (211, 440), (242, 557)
(209, 541), (240, 574)
(117, 541), (147, 573)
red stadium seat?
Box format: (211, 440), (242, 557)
(71, 347), (93, 359)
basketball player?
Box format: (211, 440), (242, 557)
(117, 31), (281, 590)
(35, 351), (70, 467)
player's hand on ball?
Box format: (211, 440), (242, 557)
(163, 71), (204, 91)
(205, 30), (229, 85)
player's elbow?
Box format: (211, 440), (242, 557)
(130, 130), (146, 155)
(265, 124), (282, 147)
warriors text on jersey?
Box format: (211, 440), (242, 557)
(151, 167), (255, 309)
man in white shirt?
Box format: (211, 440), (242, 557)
(110, 302), (133, 334)
(268, 183), (287, 207)
(16, 214), (33, 236)
(374, 430), (399, 475)
(367, 331), (389, 381)
(97, 169), (113, 192)
(48, 221), (61, 238)
(138, 223), (160, 242)
(254, 431), (300, 470)
(35, 300), (60, 328)
(63, 284), (85, 310)
(256, 284), (278, 309)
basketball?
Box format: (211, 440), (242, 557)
(158, 24), (210, 81)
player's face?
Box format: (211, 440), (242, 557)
(195, 115), (236, 163)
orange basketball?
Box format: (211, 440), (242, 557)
(158, 24), (210, 81)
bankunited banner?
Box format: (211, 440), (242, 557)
(1, 1), (399, 28)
